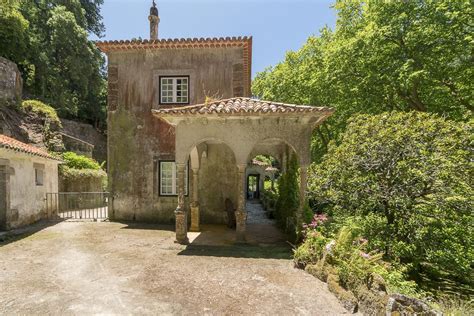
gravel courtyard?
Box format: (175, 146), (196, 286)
(0, 220), (350, 315)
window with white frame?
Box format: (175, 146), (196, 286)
(159, 161), (188, 196)
(160, 76), (189, 104)
(35, 168), (44, 186)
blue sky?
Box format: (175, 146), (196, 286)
(92, 0), (337, 78)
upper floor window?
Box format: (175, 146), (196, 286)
(160, 76), (189, 104)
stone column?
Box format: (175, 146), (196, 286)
(175, 163), (189, 244)
(235, 164), (247, 243)
(190, 168), (200, 232)
(297, 165), (309, 227)
(281, 151), (288, 173)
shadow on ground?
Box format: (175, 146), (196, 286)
(116, 221), (175, 232)
(0, 219), (64, 247)
(178, 222), (292, 259)
(178, 243), (292, 259)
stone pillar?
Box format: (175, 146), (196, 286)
(281, 152), (288, 173)
(297, 165), (309, 227)
(235, 164), (247, 242)
(190, 168), (200, 232)
(175, 163), (188, 244)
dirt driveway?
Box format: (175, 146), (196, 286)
(0, 221), (350, 315)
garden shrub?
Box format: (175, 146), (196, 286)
(61, 151), (101, 170)
(295, 214), (420, 297)
(308, 112), (473, 286)
(59, 152), (106, 190)
(21, 100), (61, 126)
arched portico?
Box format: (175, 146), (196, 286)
(152, 97), (333, 244)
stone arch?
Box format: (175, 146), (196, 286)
(178, 136), (239, 165)
(246, 137), (301, 167)
(186, 138), (239, 226)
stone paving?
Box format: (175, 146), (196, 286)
(246, 200), (275, 225)
(0, 217), (350, 315)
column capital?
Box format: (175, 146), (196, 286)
(237, 164), (246, 172)
(176, 162), (186, 170)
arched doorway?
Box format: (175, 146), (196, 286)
(187, 139), (238, 232)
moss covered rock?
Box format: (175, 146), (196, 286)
(327, 273), (358, 313)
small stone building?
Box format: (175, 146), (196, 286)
(0, 135), (61, 230)
(96, 2), (334, 243)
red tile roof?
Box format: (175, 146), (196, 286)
(152, 97), (334, 117)
(0, 135), (61, 161)
(95, 36), (251, 52)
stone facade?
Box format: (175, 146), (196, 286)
(97, 7), (333, 243)
(103, 40), (251, 224)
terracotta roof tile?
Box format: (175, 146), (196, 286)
(152, 97), (334, 117)
(0, 135), (62, 161)
(95, 36), (252, 53)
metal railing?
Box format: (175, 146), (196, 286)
(46, 192), (109, 220)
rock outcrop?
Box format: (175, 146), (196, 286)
(61, 119), (106, 162)
(0, 57), (22, 107)
(0, 57), (106, 161)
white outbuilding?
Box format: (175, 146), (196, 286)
(0, 135), (61, 230)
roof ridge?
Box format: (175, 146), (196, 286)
(96, 36), (252, 45)
(0, 134), (62, 161)
(152, 97), (334, 117)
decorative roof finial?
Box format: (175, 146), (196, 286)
(149, 0), (160, 40)
(150, 0), (158, 16)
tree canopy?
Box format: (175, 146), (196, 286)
(0, 0), (106, 127)
(308, 111), (473, 286)
(253, 0), (473, 162)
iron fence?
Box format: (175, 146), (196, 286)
(45, 192), (109, 220)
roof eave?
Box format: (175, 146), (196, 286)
(151, 109), (334, 126)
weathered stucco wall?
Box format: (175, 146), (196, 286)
(107, 46), (248, 223)
(198, 143), (238, 224)
(0, 149), (59, 230)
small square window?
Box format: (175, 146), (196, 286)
(160, 76), (189, 104)
(35, 168), (44, 186)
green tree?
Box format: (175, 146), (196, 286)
(308, 112), (473, 284)
(0, 1), (29, 63)
(253, 0), (473, 162)
(0, 0), (106, 127)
